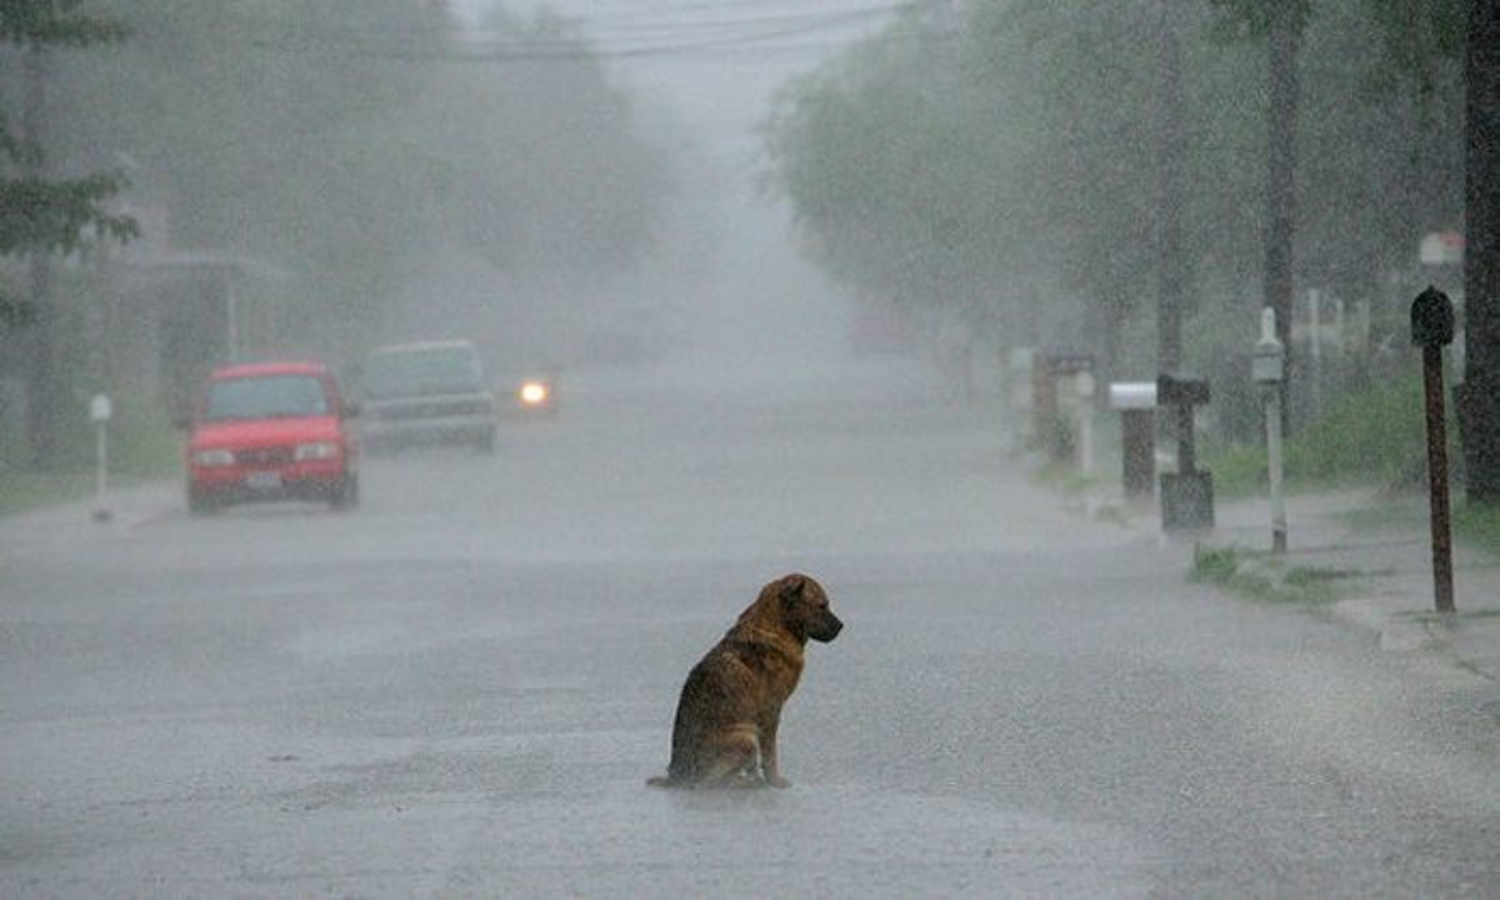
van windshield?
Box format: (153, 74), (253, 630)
(203, 374), (329, 422)
(363, 346), (482, 398)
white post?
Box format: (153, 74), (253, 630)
(1253, 309), (1287, 554)
(226, 280), (240, 363)
(1076, 371), (1095, 478)
(1266, 388), (1286, 554)
(90, 394), (113, 523)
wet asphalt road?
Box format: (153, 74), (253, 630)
(3, 359), (1498, 897)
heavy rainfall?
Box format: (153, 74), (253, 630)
(2, 0), (1500, 896)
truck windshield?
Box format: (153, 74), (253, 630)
(363, 346), (482, 398)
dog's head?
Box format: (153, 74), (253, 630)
(772, 573), (843, 644)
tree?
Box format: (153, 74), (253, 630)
(1209, 0), (1312, 429)
(0, 0), (135, 465)
(1459, 0), (1500, 503)
(50, 2), (670, 354)
(1363, 0), (1500, 503)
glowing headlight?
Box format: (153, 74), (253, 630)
(294, 442), (339, 461)
(519, 381), (550, 407)
(192, 448), (235, 467)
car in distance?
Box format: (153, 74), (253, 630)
(182, 360), (360, 514)
(358, 339), (497, 453)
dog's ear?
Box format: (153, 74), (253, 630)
(777, 574), (807, 607)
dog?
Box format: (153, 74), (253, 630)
(648, 573), (842, 789)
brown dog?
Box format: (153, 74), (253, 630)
(648, 573), (842, 789)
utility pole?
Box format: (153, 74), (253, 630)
(22, 42), (58, 468)
(1264, 1), (1301, 434)
(1460, 0), (1500, 504)
(1155, 0), (1187, 377)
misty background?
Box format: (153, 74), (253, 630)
(0, 0), (1476, 481)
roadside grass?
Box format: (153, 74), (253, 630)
(1205, 374), (1432, 498)
(1400, 607), (1500, 625)
(1329, 495), (1500, 558)
(1189, 543), (1369, 608)
(1454, 501), (1500, 557)
(0, 397), (178, 516)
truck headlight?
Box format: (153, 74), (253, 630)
(519, 380), (550, 407)
(294, 442), (339, 461)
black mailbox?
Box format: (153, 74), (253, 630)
(1157, 372), (1214, 533)
(1411, 286), (1455, 347)
(1156, 374), (1210, 407)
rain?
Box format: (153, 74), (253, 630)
(2, 1), (1500, 897)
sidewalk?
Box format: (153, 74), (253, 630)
(1196, 489), (1500, 685)
(2, 480), (179, 536)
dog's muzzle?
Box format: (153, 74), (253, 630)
(811, 612), (843, 643)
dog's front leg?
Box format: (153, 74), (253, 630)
(759, 711), (790, 788)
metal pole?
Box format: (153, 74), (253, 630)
(1266, 388), (1286, 554)
(1079, 406), (1094, 478)
(1176, 403), (1195, 473)
(1421, 344), (1455, 613)
(92, 420), (111, 523)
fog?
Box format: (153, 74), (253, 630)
(440, 0), (887, 393)
(7, 4), (1500, 896)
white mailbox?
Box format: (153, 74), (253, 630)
(1108, 382), (1157, 411)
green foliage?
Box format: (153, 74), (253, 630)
(1361, 0), (1466, 95)
(1206, 0), (1314, 39)
(0, 0), (128, 46)
(1190, 542), (1356, 606)
(1207, 371), (1437, 495)
(1283, 373), (1427, 485)
(0, 388), (178, 515)
(1454, 501), (1500, 557)
(0, 173), (137, 255)
(47, 1), (669, 347)
(0, 0), (136, 321)
(763, 0), (1464, 369)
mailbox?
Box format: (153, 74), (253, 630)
(1156, 374), (1210, 407)
(1110, 382), (1157, 502)
(1157, 373), (1214, 532)
(1108, 382), (1157, 410)
(1411, 286), (1455, 347)
(1252, 308), (1285, 385)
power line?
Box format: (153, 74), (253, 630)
(223, 1), (938, 65)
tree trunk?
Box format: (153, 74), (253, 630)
(1461, 0), (1500, 504)
(1265, 2), (1301, 433)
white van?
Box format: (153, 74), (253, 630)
(359, 340), (497, 453)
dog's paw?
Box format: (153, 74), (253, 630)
(767, 776), (792, 789)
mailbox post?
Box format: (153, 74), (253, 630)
(1075, 371), (1095, 477)
(1253, 308), (1287, 554)
(1411, 286), (1456, 613)
(89, 394), (113, 524)
(1109, 382), (1157, 504)
(1158, 374), (1214, 532)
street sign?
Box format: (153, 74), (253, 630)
(90, 394), (112, 423)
